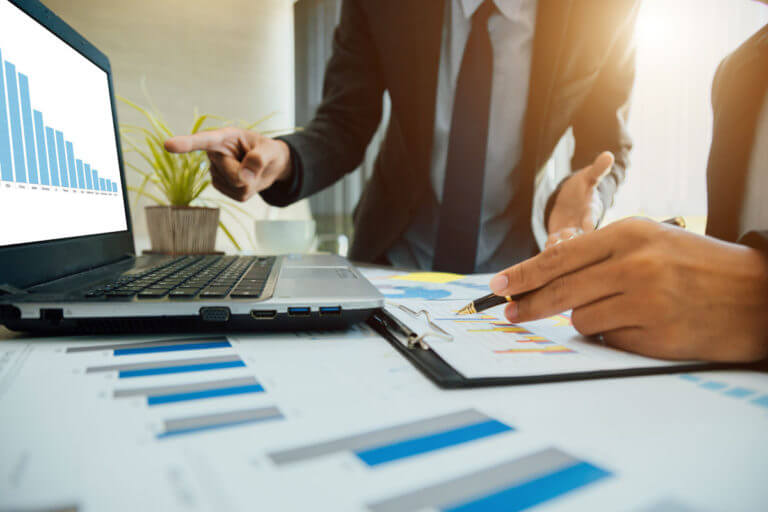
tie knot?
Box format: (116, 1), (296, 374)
(472, 0), (496, 27)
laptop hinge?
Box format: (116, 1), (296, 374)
(0, 284), (27, 296)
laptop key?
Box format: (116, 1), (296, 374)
(138, 289), (169, 298)
(168, 288), (199, 298)
(199, 288), (229, 298)
(230, 290), (262, 298)
(105, 290), (136, 297)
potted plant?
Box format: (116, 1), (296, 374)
(119, 94), (277, 254)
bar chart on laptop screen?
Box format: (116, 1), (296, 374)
(0, 1), (127, 247)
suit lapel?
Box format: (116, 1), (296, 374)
(521, 0), (573, 171)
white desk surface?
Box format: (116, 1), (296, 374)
(1, 277), (766, 511)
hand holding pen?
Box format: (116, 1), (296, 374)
(457, 217), (686, 316)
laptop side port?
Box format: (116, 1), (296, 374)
(251, 309), (277, 320)
(287, 307), (311, 317)
(199, 307), (231, 323)
(319, 306), (342, 316)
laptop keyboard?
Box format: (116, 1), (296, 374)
(84, 256), (275, 300)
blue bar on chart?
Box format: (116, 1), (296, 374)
(65, 141), (78, 188)
(113, 376), (264, 406)
(84, 354), (246, 379)
(92, 169), (99, 190)
(0, 49), (15, 182)
(5, 61), (27, 183)
(76, 159), (85, 189)
(368, 448), (612, 512)
(17, 73), (38, 184)
(44, 127), (59, 186)
(55, 130), (68, 187)
(84, 163), (92, 189)
(269, 409), (514, 468)
(158, 406), (283, 439)
(99, 177), (105, 191)
(113, 182), (118, 193)
(33, 110), (49, 185)
(65, 336), (232, 356)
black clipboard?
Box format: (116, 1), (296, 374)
(368, 308), (756, 389)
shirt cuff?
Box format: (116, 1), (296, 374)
(532, 173), (570, 251)
(259, 137), (303, 207)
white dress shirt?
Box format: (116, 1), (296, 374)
(387, 0), (560, 272)
(739, 89), (768, 238)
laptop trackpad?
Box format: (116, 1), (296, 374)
(280, 268), (357, 280)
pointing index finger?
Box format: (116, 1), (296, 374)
(489, 229), (614, 296)
(164, 131), (228, 154)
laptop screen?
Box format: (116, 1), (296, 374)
(0, 0), (128, 249)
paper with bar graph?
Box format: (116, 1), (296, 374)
(2, 326), (768, 512)
(385, 299), (686, 378)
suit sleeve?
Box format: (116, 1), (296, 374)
(568, 2), (640, 220)
(259, 0), (385, 207)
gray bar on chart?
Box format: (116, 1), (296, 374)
(164, 406), (283, 433)
(367, 448), (579, 512)
(67, 336), (227, 353)
(636, 500), (704, 512)
(114, 376), (258, 398)
(269, 409), (489, 466)
(85, 354), (240, 373)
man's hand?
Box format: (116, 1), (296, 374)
(546, 151), (615, 248)
(165, 127), (292, 202)
(488, 218), (768, 362)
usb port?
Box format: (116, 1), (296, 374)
(251, 309), (277, 320)
(288, 307), (311, 317)
(319, 306), (342, 316)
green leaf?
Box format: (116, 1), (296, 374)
(218, 220), (241, 251)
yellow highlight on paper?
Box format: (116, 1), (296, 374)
(389, 272), (465, 284)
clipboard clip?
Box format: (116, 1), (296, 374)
(381, 302), (454, 350)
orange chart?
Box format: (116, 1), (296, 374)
(494, 346), (575, 355)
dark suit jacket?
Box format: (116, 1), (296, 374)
(263, 0), (640, 264)
(706, 24), (768, 250)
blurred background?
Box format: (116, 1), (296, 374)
(47, 0), (768, 253)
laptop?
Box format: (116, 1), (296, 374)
(0, 0), (383, 334)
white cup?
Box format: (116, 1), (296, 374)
(254, 219), (316, 254)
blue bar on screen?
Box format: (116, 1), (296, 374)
(84, 163), (92, 189)
(17, 73), (38, 184)
(55, 131), (68, 187)
(114, 341), (231, 356)
(0, 49), (14, 181)
(5, 62), (27, 183)
(148, 384), (265, 405)
(45, 127), (59, 186)
(33, 111), (49, 185)
(113, 182), (118, 193)
(443, 461), (612, 512)
(92, 169), (98, 189)
(76, 159), (85, 189)
(118, 360), (246, 378)
(355, 420), (514, 467)
(65, 141), (78, 188)
(99, 177), (105, 191)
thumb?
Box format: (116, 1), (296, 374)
(581, 151), (615, 188)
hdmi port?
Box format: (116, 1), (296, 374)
(288, 307), (311, 317)
(251, 309), (277, 320)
